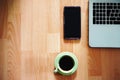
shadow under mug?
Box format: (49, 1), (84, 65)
(54, 52), (78, 76)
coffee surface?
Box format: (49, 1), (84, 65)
(59, 56), (74, 71)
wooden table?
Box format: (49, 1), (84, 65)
(0, 0), (120, 80)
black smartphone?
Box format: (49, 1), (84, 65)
(64, 6), (81, 40)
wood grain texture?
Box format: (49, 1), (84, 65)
(0, 0), (120, 80)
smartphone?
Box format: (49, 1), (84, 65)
(64, 6), (81, 40)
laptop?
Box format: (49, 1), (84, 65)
(89, 0), (120, 48)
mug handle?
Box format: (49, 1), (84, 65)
(54, 68), (58, 73)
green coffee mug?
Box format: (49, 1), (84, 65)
(54, 52), (78, 76)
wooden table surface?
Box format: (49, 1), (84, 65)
(0, 0), (120, 80)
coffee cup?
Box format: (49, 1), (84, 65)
(54, 52), (78, 76)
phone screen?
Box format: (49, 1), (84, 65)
(64, 7), (81, 40)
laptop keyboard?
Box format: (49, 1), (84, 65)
(93, 3), (120, 24)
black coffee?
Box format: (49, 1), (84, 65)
(59, 56), (74, 71)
